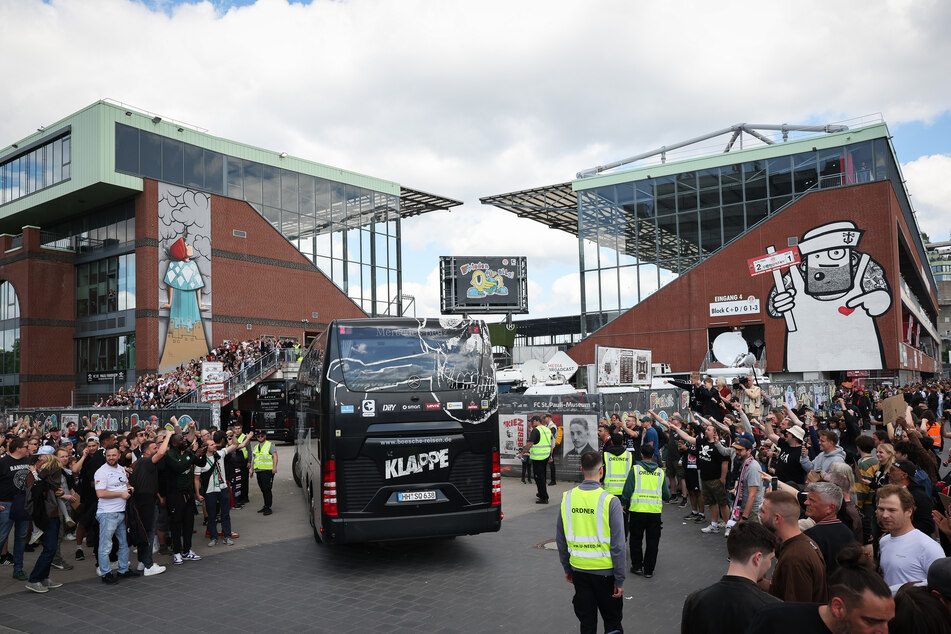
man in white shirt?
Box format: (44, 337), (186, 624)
(94, 446), (139, 585)
(194, 431), (250, 547)
(877, 484), (944, 592)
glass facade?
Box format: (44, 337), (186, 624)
(75, 334), (135, 374)
(579, 140), (881, 328)
(0, 133), (71, 206)
(0, 281), (20, 408)
(115, 123), (401, 316)
(76, 254), (136, 317)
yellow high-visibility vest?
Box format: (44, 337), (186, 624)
(252, 441), (274, 471)
(603, 451), (632, 495)
(531, 425), (552, 461)
(628, 465), (665, 514)
(561, 487), (613, 570)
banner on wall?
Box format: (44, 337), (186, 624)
(595, 346), (652, 387)
(7, 407), (216, 433)
(497, 393), (599, 468)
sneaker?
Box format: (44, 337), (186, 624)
(222, 537), (235, 546)
(234, 504), (244, 510)
(64, 518), (76, 529)
(257, 507), (267, 513)
(667, 495), (680, 504)
(701, 524), (720, 534)
(263, 508), (272, 516)
(172, 554), (184, 565)
(24, 581), (48, 593)
(64, 532), (76, 542)
(723, 526), (732, 538)
(683, 512), (697, 520)
(182, 551), (201, 561)
(0, 553), (14, 565)
(630, 566), (644, 576)
(28, 528), (43, 545)
(644, 573), (654, 579)
(717, 521), (726, 528)
(693, 515), (707, 523)
(51, 559), (74, 571)
(143, 563), (166, 577)
(208, 539), (218, 548)
(230, 532), (239, 538)
(137, 562), (145, 571)
(42, 578), (63, 588)
(75, 548), (85, 561)
(679, 499), (688, 508)
(12, 570), (28, 581)
(101, 572), (119, 585)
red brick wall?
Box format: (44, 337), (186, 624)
(568, 181), (935, 374)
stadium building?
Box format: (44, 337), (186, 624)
(482, 121), (940, 383)
(0, 100), (459, 407)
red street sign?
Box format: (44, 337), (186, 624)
(748, 246), (801, 276)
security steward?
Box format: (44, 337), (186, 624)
(603, 433), (633, 536)
(556, 451), (626, 634)
(251, 429), (278, 515)
(620, 444), (670, 579)
(520, 415), (553, 504)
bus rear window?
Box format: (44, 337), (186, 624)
(336, 324), (484, 392)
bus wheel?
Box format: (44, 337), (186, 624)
(292, 453), (303, 488)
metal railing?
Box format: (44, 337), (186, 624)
(167, 347), (299, 407)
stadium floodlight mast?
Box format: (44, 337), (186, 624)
(576, 123), (850, 178)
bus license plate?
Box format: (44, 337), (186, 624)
(397, 491), (436, 502)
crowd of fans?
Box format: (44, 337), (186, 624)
(91, 336), (296, 408)
(0, 410), (264, 592)
(590, 375), (951, 632)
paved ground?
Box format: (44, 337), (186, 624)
(0, 446), (729, 633)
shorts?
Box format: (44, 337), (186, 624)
(666, 463), (685, 481)
(685, 469), (701, 492)
(701, 478), (729, 507)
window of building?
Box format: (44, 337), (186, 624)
(76, 254), (136, 317)
(0, 133), (72, 206)
(75, 334), (135, 374)
(0, 281), (20, 408)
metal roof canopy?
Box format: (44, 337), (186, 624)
(577, 123), (849, 178)
(479, 182), (578, 233)
(399, 187), (463, 217)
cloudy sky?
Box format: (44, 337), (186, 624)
(2, 0), (950, 319)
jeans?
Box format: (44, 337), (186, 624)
(29, 516), (60, 583)
(204, 490), (231, 541)
(0, 502), (29, 572)
(96, 512), (130, 576)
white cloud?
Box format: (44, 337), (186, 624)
(902, 154), (951, 243)
(1, 0), (950, 322)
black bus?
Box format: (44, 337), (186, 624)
(251, 379), (298, 443)
(292, 317), (501, 544)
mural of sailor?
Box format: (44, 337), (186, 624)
(766, 220), (892, 372)
(157, 184), (212, 374)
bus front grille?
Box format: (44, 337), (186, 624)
(338, 452), (490, 512)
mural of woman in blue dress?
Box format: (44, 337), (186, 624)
(159, 236), (210, 372)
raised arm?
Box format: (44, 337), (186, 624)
(668, 421), (698, 446)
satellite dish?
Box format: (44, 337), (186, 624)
(521, 360), (549, 386)
(546, 351), (579, 381)
(712, 332), (749, 367)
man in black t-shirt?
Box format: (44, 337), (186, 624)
(130, 434), (171, 575)
(0, 438), (31, 577)
(764, 420), (806, 487)
(670, 421), (729, 533)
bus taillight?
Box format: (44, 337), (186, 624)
(322, 460), (338, 516)
(491, 452), (501, 506)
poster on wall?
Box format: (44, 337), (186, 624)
(499, 414), (528, 464)
(764, 221), (892, 372)
(157, 183), (213, 374)
(562, 415), (598, 459)
(595, 345), (652, 387)
(496, 393), (598, 469)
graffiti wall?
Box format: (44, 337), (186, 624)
(7, 406), (216, 433)
(765, 220), (892, 372)
(158, 183), (212, 374)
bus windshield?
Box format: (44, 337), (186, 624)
(336, 323), (485, 392)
